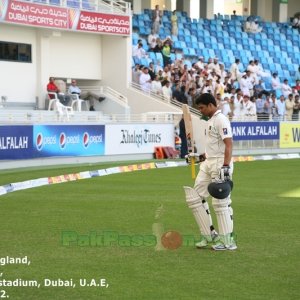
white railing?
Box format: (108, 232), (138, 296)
(81, 85), (128, 105)
(17, 0), (131, 14)
(130, 81), (202, 117)
(0, 110), (175, 124)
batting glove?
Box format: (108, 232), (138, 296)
(219, 165), (231, 181)
(185, 153), (206, 164)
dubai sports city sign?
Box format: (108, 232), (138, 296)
(0, 0), (130, 35)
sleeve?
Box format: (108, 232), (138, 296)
(217, 115), (232, 140)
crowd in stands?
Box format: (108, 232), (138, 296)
(132, 7), (300, 122)
(132, 53), (300, 121)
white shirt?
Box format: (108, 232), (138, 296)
(230, 63), (240, 80)
(276, 99), (286, 116)
(205, 110), (232, 158)
(132, 45), (146, 59)
(162, 85), (172, 100)
(281, 83), (292, 98)
(151, 80), (162, 95)
(68, 85), (81, 94)
(139, 73), (151, 92)
(271, 76), (281, 90)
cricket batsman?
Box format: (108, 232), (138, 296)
(183, 93), (237, 251)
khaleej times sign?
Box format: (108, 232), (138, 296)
(105, 124), (175, 155)
(231, 122), (279, 141)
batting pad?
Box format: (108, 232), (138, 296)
(212, 197), (233, 245)
(183, 186), (213, 239)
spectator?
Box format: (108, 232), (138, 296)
(256, 94), (266, 121)
(247, 60), (258, 84)
(185, 87), (196, 107)
(292, 94), (300, 121)
(292, 17), (300, 29)
(196, 56), (205, 70)
(151, 74), (162, 95)
(244, 19), (262, 33)
(220, 94), (232, 119)
(254, 79), (269, 98)
(281, 79), (292, 98)
(148, 62), (156, 80)
(162, 65), (171, 82)
(293, 79), (300, 94)
(241, 94), (256, 120)
(47, 77), (70, 106)
(263, 94), (274, 120)
(239, 73), (250, 96)
(200, 79), (213, 94)
(232, 90), (243, 121)
(132, 64), (141, 84)
(152, 4), (162, 34)
(230, 58), (241, 81)
(254, 59), (270, 79)
(285, 94), (294, 121)
(154, 60), (163, 73)
(139, 67), (152, 93)
(161, 38), (172, 67)
(171, 10), (178, 36)
(153, 37), (163, 53)
(271, 72), (281, 93)
(147, 29), (158, 51)
(179, 117), (188, 158)
(270, 94), (279, 120)
(172, 83), (187, 103)
(132, 41), (147, 60)
(68, 79), (105, 111)
(276, 95), (286, 121)
(162, 80), (172, 101)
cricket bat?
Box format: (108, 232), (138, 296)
(182, 104), (196, 179)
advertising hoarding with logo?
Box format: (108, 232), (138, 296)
(279, 123), (300, 148)
(33, 125), (105, 157)
(105, 124), (175, 155)
(0, 0), (130, 35)
(0, 125), (33, 159)
(231, 122), (279, 141)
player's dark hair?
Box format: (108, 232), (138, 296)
(195, 93), (217, 107)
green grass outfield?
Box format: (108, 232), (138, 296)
(0, 159), (299, 300)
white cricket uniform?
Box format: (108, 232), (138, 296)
(184, 110), (235, 247)
(194, 110), (233, 197)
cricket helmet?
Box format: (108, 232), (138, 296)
(208, 180), (233, 199)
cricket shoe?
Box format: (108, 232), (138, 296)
(196, 234), (220, 249)
(211, 241), (237, 251)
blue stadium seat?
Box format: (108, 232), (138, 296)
(178, 35), (185, 41)
(191, 35), (197, 43)
(155, 53), (163, 65)
(185, 36), (191, 43)
(173, 41), (182, 50)
(148, 52), (156, 61)
(198, 42), (205, 49)
(180, 41), (187, 49)
(170, 53), (176, 62)
(192, 42), (198, 49)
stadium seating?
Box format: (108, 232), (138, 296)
(132, 9), (300, 85)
